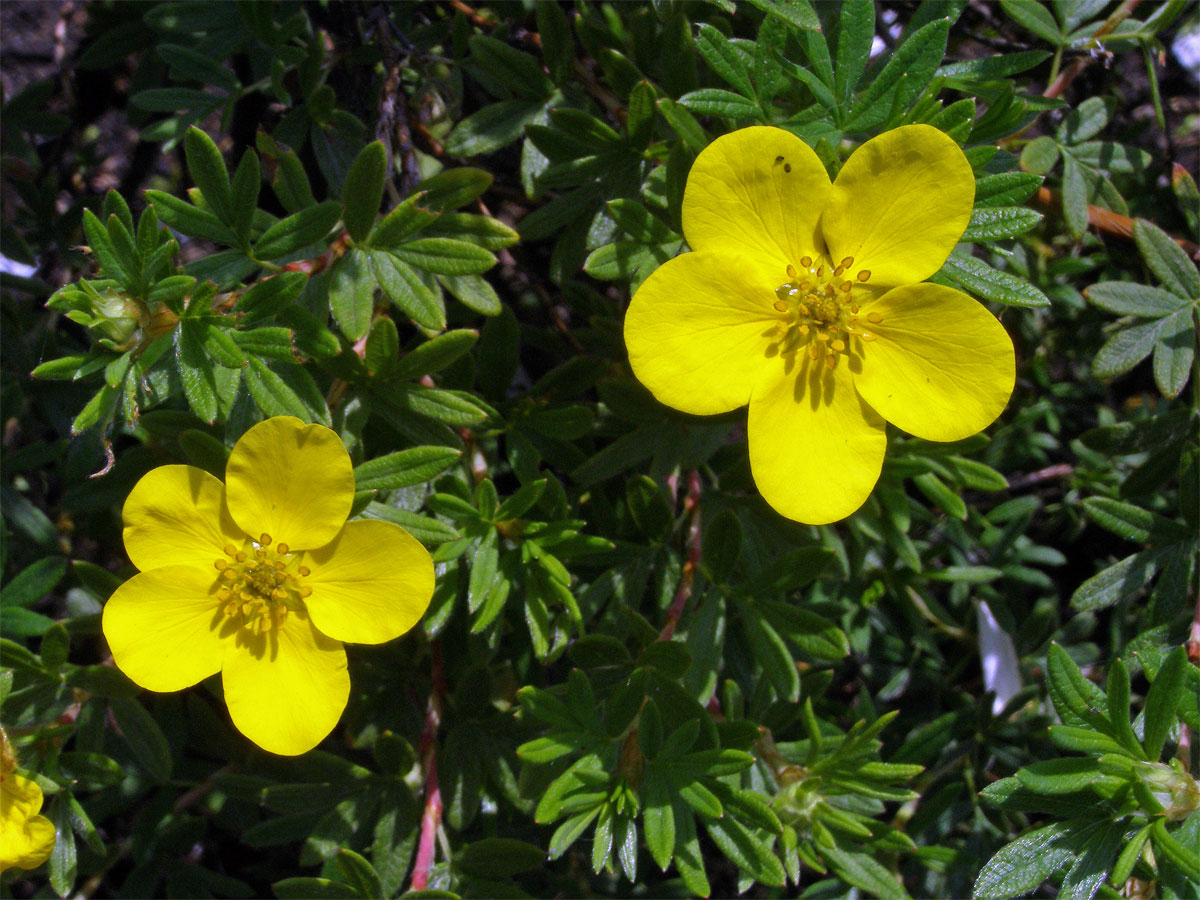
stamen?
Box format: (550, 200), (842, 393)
(786, 264), (799, 280)
(860, 332), (877, 342)
(840, 256), (854, 268)
(799, 256), (812, 268)
(824, 354), (836, 370)
(833, 265), (844, 277)
(867, 312), (883, 324)
(831, 339), (846, 353)
(277, 542), (289, 554)
(214, 559), (227, 571)
(260, 533), (272, 545)
(223, 543), (237, 555)
(773, 299), (789, 312)
(807, 345), (820, 360)
(839, 281), (853, 293)
(298, 565), (311, 577)
(857, 270), (871, 282)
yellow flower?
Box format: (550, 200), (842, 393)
(101, 416), (435, 756)
(1, 731), (55, 873)
(624, 125), (1015, 524)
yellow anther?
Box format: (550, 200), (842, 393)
(214, 559), (227, 571)
(824, 354), (837, 370)
(235, 551), (247, 562)
(223, 543), (237, 556)
(221, 569), (237, 582)
(840, 256), (854, 268)
(798, 303), (811, 316)
(831, 339), (846, 353)
(817, 332), (830, 342)
(850, 304), (860, 314)
(816, 265), (824, 277)
(799, 256), (812, 268)
(867, 312), (883, 324)
(259, 533), (272, 546)
(808, 345), (820, 360)
(298, 586), (313, 598)
(839, 281), (853, 293)
(786, 264), (799, 280)
(277, 542), (289, 555)
(833, 265), (845, 277)
(298, 565), (311, 577)
(798, 280), (810, 291)
(798, 324), (810, 335)
(773, 299), (789, 312)
(861, 332), (877, 342)
(857, 270), (871, 282)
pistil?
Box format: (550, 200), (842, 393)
(771, 255), (881, 368)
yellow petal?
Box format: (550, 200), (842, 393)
(102, 566), (227, 692)
(683, 125), (830, 265)
(853, 283), (1015, 442)
(303, 520), (434, 645)
(747, 354), (886, 524)
(0, 773), (55, 872)
(625, 251), (783, 415)
(224, 417), (354, 551)
(821, 125), (974, 287)
(221, 609), (348, 755)
(122, 465), (244, 572)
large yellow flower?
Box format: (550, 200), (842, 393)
(1, 730), (55, 873)
(624, 125), (1015, 524)
(102, 416), (435, 756)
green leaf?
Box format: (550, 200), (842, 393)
(457, 839), (546, 878)
(253, 201), (341, 260)
(939, 252), (1051, 307)
(229, 149), (261, 242)
(976, 172), (1044, 207)
(963, 206), (1043, 241)
(48, 795), (78, 897)
(974, 821), (1079, 899)
(1133, 218), (1200, 299)
(378, 384), (487, 426)
(913, 472), (967, 519)
(1092, 317), (1168, 379)
(1061, 152), (1090, 239)
(333, 848), (381, 900)
(392, 238), (496, 276)
(1073, 141), (1151, 175)
(535, 1), (573, 82)
(1152, 818), (1200, 885)
(655, 97), (707, 153)
(1105, 660), (1145, 758)
(1084, 282), (1187, 317)
(1082, 497), (1191, 545)
(355, 447), (461, 492)
(393, 329), (478, 381)
(1057, 96), (1110, 144)
(742, 0), (821, 32)
(146, 190), (237, 244)
(1153, 307), (1195, 398)
(81, 210), (131, 286)
(741, 603), (799, 702)
(1143, 647), (1187, 760)
(822, 841), (906, 900)
(176, 322), (219, 423)
(703, 509), (742, 585)
(329, 248), (375, 341)
(678, 88), (759, 119)
(369, 193), (440, 249)
(843, 17), (950, 132)
(1015, 757), (1118, 794)
(184, 126), (234, 224)
(2, 556), (67, 608)
(835, 0), (875, 101)
(367, 250), (445, 330)
(109, 696), (173, 782)
(938, 49), (1052, 80)
(1071, 549), (1165, 611)
(273, 149), (317, 214)
(341, 141), (387, 244)
(439, 273), (501, 316)
(467, 35), (553, 101)
(272, 877), (360, 899)
(237, 271), (308, 323)
(1058, 820), (1126, 900)
(642, 777), (675, 871)
(444, 99), (544, 156)
(694, 24), (754, 97)
(1000, 0), (1065, 45)
(243, 357), (321, 422)
(1110, 824), (1152, 886)
(1046, 643), (1109, 729)
(706, 815), (786, 887)
(416, 168), (493, 213)
(1020, 135), (1061, 175)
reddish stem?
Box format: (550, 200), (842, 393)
(410, 641), (446, 891)
(658, 469), (703, 641)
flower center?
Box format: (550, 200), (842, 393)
(770, 255), (881, 369)
(212, 533), (312, 635)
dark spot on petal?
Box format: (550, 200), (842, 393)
(784, 163), (792, 173)
(774, 155), (784, 165)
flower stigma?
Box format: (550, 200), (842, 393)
(771, 255), (879, 369)
(212, 532), (313, 635)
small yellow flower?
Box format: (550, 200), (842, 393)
(624, 125), (1015, 524)
(1, 730), (55, 873)
(102, 416), (435, 756)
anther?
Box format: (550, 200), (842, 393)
(773, 299), (789, 312)
(214, 559), (227, 571)
(221, 569), (237, 582)
(824, 354), (836, 370)
(235, 551), (247, 562)
(223, 543), (237, 556)
(786, 264), (799, 280)
(857, 270), (871, 282)
(799, 256), (812, 268)
(840, 256), (854, 268)
(817, 332), (830, 342)
(298, 586), (313, 598)
(860, 332), (877, 342)
(833, 265), (844, 277)
(867, 312), (883, 324)
(839, 281), (853, 293)
(831, 339), (846, 353)
(260, 533), (272, 546)
(816, 265), (824, 277)
(298, 565), (311, 577)
(808, 345), (820, 361)
(277, 542), (289, 554)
